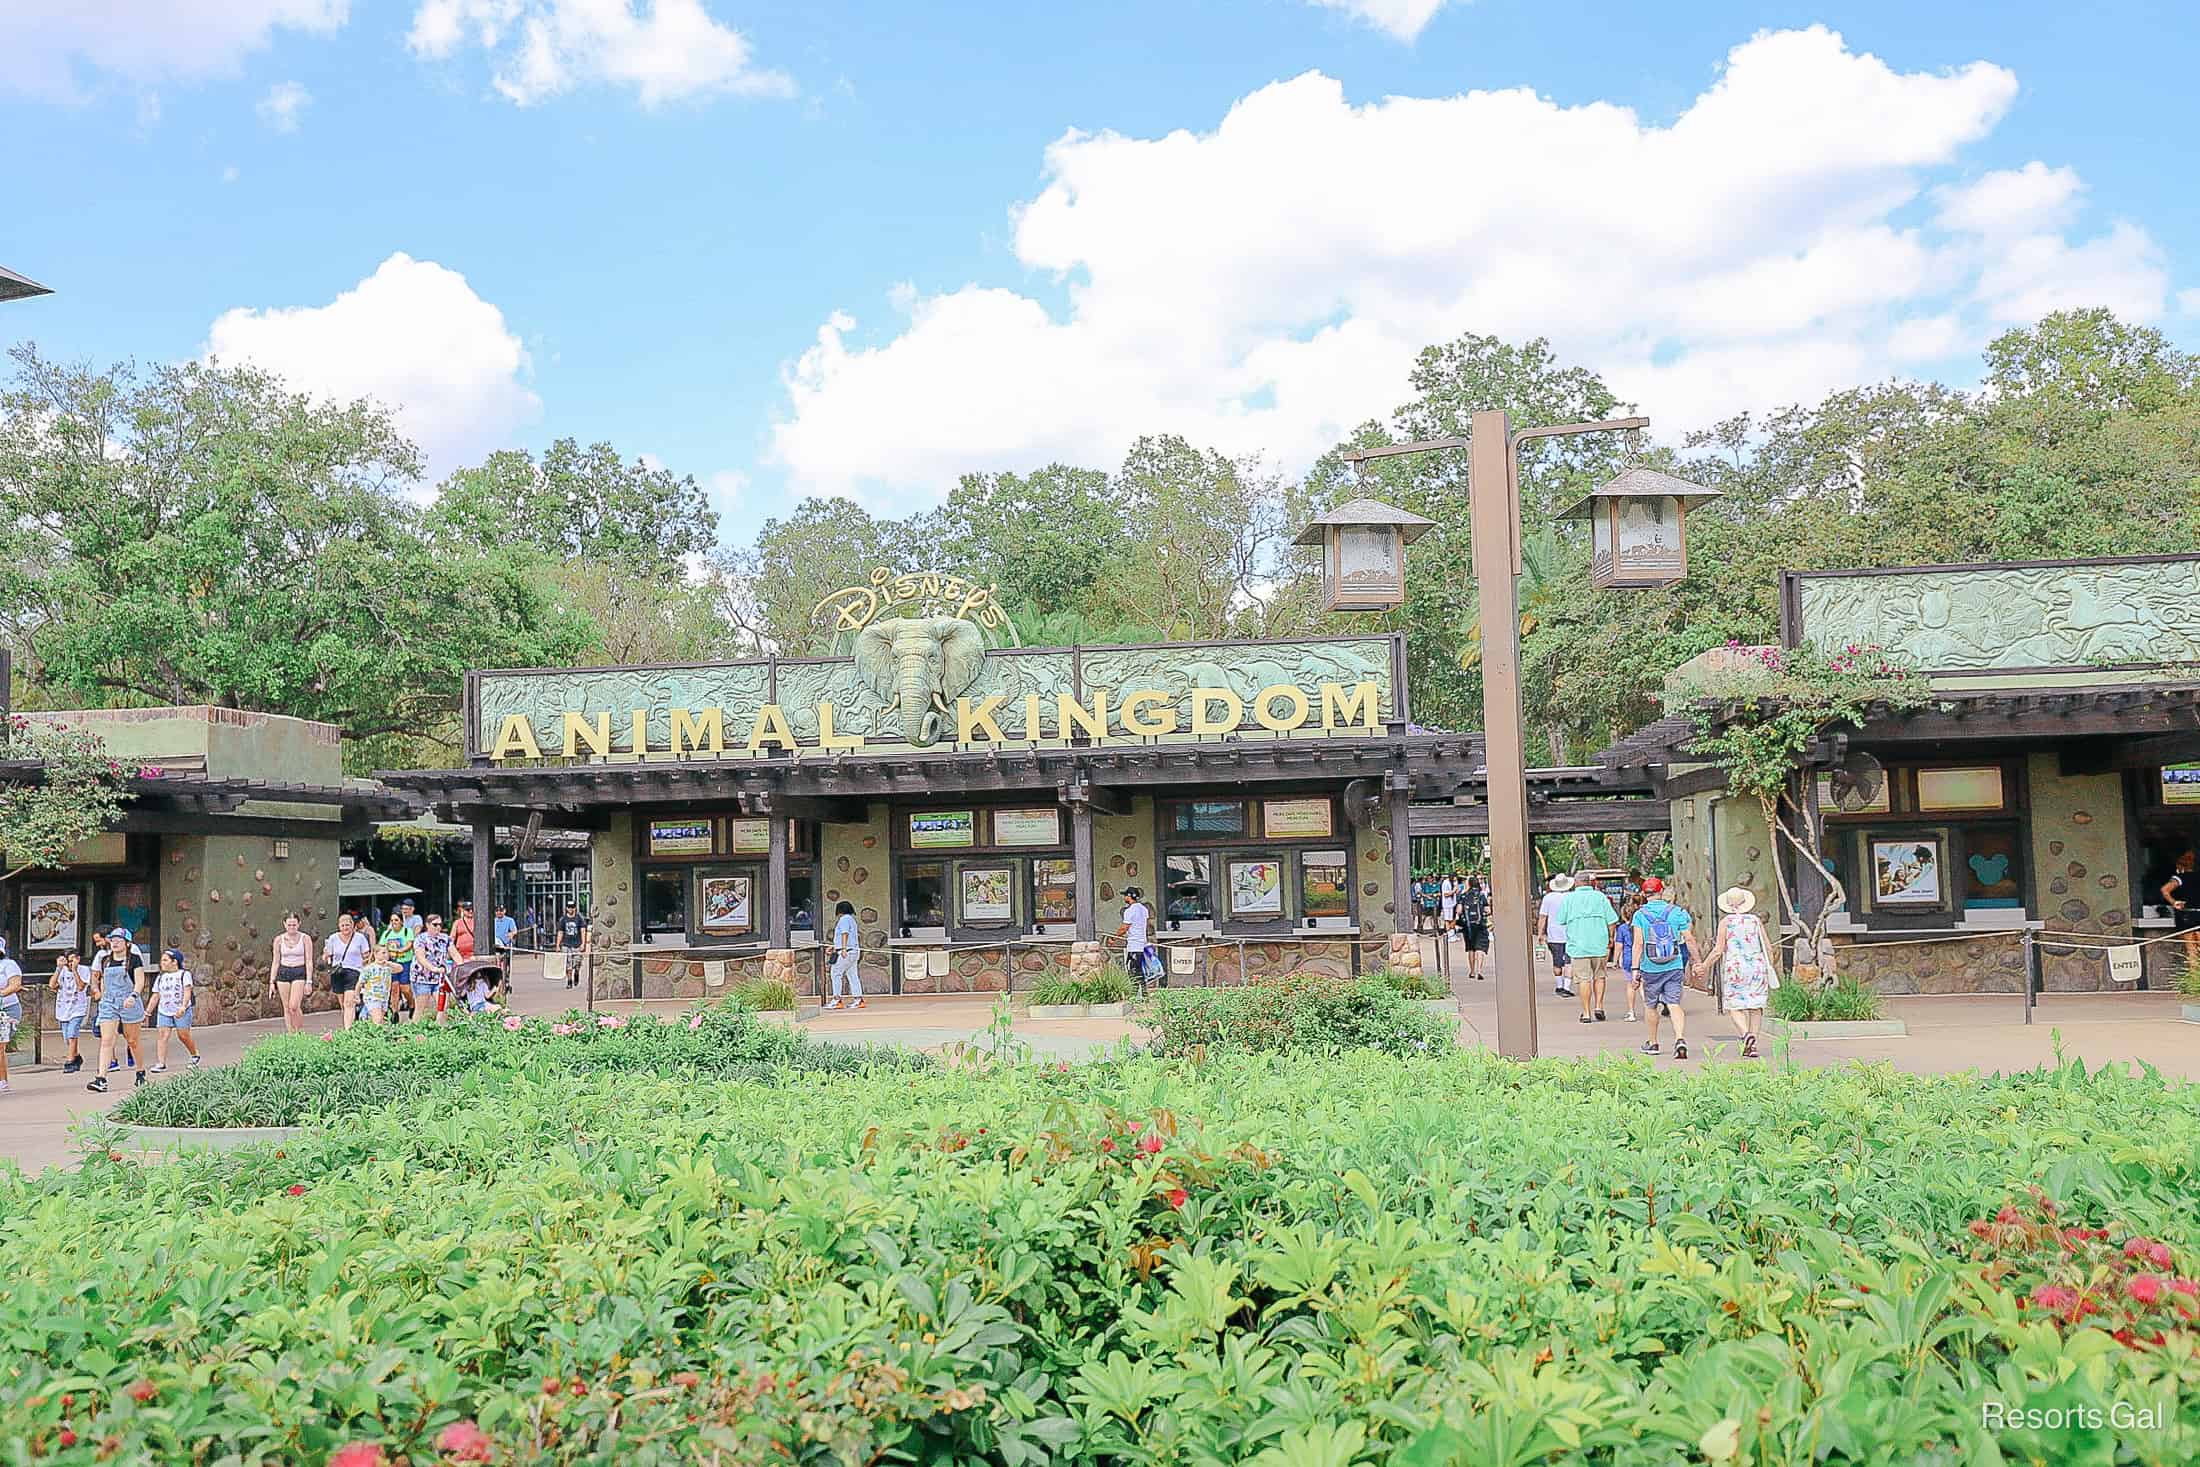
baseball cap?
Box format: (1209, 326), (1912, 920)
(109, 926), (132, 939)
(1640, 877), (1665, 895)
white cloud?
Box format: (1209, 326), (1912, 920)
(769, 26), (2183, 508)
(2180, 288), (2200, 317)
(1305, 0), (1457, 43)
(256, 80), (312, 132)
(1, 0), (346, 103)
(203, 252), (540, 475)
(406, 0), (793, 107)
(221, 163), (241, 184)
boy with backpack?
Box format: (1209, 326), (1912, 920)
(1631, 878), (1694, 1060)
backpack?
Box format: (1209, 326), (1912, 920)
(1641, 906), (1681, 966)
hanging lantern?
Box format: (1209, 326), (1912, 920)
(1292, 497), (1435, 611)
(1560, 468), (1721, 589)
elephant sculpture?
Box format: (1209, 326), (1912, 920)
(852, 616), (988, 747)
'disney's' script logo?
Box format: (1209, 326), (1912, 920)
(813, 568), (1018, 643)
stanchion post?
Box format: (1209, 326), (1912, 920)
(2022, 930), (2039, 1025)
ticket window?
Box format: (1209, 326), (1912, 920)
(898, 861), (948, 938)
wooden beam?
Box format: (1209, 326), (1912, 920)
(1409, 799), (1672, 837)
(2059, 730), (2200, 776)
(1658, 765), (1732, 799)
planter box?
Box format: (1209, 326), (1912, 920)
(1027, 1001), (1133, 1019)
(1407, 997), (1459, 1016)
(753, 1009), (798, 1024)
(115, 1123), (300, 1152)
(1086, 1001), (1132, 1020)
(2182, 1003), (2200, 1025)
(1766, 1017), (1908, 1040)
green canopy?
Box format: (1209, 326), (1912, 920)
(338, 865), (421, 899)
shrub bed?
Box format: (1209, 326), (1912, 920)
(109, 1002), (926, 1128)
(1027, 966), (1135, 1007)
(5, 1052), (2198, 1463)
(1145, 971), (1458, 1057)
(1769, 974), (1886, 1023)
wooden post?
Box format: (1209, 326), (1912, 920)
(1070, 792), (1097, 942)
(1387, 778), (1413, 938)
(767, 810), (790, 948)
(1471, 409), (1538, 1060)
(470, 818), (495, 969)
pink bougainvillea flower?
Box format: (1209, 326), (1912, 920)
(286, 1184), (306, 1196)
(2029, 1284), (2078, 1312)
(320, 1032), (335, 1043)
(1126, 1122), (1143, 1135)
(326, 1443), (389, 1467)
(1166, 1188), (1188, 1209)
(2147, 1242), (2174, 1268)
(2123, 1236), (2155, 1259)
(2169, 1278), (2198, 1298)
(2128, 1274), (2164, 1305)
(1137, 1133), (1163, 1156)
(551, 1023), (573, 1036)
(433, 1420), (494, 1462)
(688, 1013), (705, 1030)
(597, 1015), (622, 1029)
(502, 1016), (524, 1031)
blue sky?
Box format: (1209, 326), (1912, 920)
(6, 1), (2195, 546)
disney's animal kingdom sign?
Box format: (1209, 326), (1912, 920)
(471, 632), (1403, 761)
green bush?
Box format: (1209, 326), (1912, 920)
(109, 1001), (924, 1126)
(2176, 953), (2200, 999)
(7, 1052), (2200, 1463)
(1373, 965), (1447, 999)
(730, 976), (798, 1012)
(1145, 972), (1456, 1057)
(1027, 965), (1135, 1007)
(1769, 974), (1886, 1022)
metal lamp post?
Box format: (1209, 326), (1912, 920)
(1331, 410), (1710, 1059)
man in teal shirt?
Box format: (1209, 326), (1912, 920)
(1556, 873), (1619, 1024)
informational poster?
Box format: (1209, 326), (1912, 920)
(1300, 852), (1350, 918)
(1872, 838), (1943, 907)
(27, 892), (79, 951)
(1175, 800), (1244, 835)
(1262, 798), (1333, 838)
(991, 808), (1061, 846)
(959, 865), (1014, 922)
(1228, 859), (1283, 916)
(1032, 859), (1076, 922)
(698, 875), (752, 934)
(2164, 764), (2200, 806)
(910, 811), (976, 848)
(648, 819), (714, 857)
(1916, 767), (2004, 812)
(727, 818), (772, 854)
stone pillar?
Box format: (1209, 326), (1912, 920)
(1068, 940), (1106, 979)
(762, 946), (797, 1001)
(1386, 931), (1422, 976)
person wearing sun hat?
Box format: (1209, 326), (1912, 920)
(1630, 877), (1695, 1060)
(1698, 885), (1779, 1058)
(1537, 874), (1576, 997)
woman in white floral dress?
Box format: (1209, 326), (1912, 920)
(1699, 887), (1777, 1058)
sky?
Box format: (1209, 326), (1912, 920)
(5, 0), (2196, 547)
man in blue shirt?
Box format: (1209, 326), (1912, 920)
(493, 905), (517, 957)
(1631, 877), (1695, 1060)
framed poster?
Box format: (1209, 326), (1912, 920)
(959, 864), (1014, 922)
(1173, 800), (1245, 836)
(697, 875), (753, 934)
(1031, 858), (1076, 922)
(648, 819), (714, 857)
(1228, 859), (1283, 916)
(1871, 836), (1945, 908)
(1917, 767), (2004, 813)
(727, 818), (771, 854)
(991, 808), (1061, 846)
(909, 811), (976, 849)
(26, 891), (80, 951)
(2166, 765), (2200, 806)
(1262, 798), (1333, 838)
(1299, 852), (1350, 918)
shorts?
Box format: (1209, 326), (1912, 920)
(59, 1014), (88, 1040)
(362, 998), (389, 1019)
(393, 961), (413, 986)
(1571, 952), (1607, 979)
(2176, 908), (2200, 932)
(329, 967), (361, 995)
(98, 997), (147, 1026)
(410, 981), (442, 1003)
(0, 1005), (17, 1043)
(1547, 942), (1570, 970)
(1462, 922), (1489, 952)
(157, 1006), (194, 1029)
(1642, 968), (1685, 1009)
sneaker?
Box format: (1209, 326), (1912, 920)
(1555, 985), (1574, 998)
(822, 999), (843, 1011)
(1638, 1042), (1659, 1056)
(125, 1054), (135, 1068)
(189, 1055), (203, 1070)
(1579, 1014), (1592, 1024)
(150, 1063), (167, 1073)
(0, 1079), (9, 1093)
(62, 1057), (82, 1074)
(1741, 1034), (1759, 1059)
(1625, 1012), (1638, 1023)
(1594, 1010), (1607, 1022)
(86, 1076), (108, 1093)
(847, 999), (866, 1011)
(135, 1071), (148, 1087)
(105, 1061), (119, 1073)
(1673, 1041), (1689, 1061)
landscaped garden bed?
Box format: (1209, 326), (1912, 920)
(1766, 973), (1907, 1039)
(7, 1043), (2198, 1464)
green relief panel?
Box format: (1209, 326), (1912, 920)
(773, 661), (877, 743)
(1079, 638), (1394, 735)
(1796, 560), (2200, 672)
(478, 664), (771, 755)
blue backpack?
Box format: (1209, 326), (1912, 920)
(1641, 907), (1681, 966)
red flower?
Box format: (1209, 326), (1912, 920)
(2147, 1242), (2173, 1268)
(1167, 1188), (1188, 1209)
(126, 1379), (156, 1403)
(1995, 1206), (2022, 1224)
(1099, 1138), (1116, 1152)
(58, 1429), (78, 1448)
(1127, 1122), (1143, 1134)
(1137, 1133), (1163, 1156)
(107, 1151), (124, 1162)
(542, 1378), (562, 1396)
(2170, 1278), (2198, 1298)
(2123, 1236), (2154, 1259)
(286, 1184), (306, 1196)
(671, 1371), (701, 1389)
(2029, 1284), (2078, 1312)
(2128, 1274), (2164, 1305)
(327, 1445), (387, 1467)
(434, 1420), (494, 1462)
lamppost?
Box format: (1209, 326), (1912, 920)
(1326, 408), (1713, 1059)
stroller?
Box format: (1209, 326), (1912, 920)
(451, 955), (509, 1014)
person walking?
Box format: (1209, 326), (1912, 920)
(269, 913), (314, 1032)
(452, 902), (477, 962)
(0, 940), (22, 1096)
(1557, 871), (1619, 1024)
(380, 910), (416, 1020)
(1538, 875), (1575, 997)
(358, 942), (397, 1025)
(323, 913), (370, 1030)
(1458, 875), (1491, 981)
(1699, 887), (1778, 1058)
(86, 928), (147, 1092)
(1614, 895), (1644, 1022)
(52, 948), (93, 1074)
(412, 914), (455, 1023)
(825, 900), (864, 1011)
(493, 905), (516, 959)
(2162, 849), (2200, 971)
(149, 949), (202, 1072)
(1632, 878), (1694, 1060)
(554, 902), (589, 989)
(1117, 886), (1158, 993)
(1437, 877), (1457, 960)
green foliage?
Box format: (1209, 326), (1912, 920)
(108, 1001), (923, 1126)
(1144, 972), (1458, 1058)
(1768, 975), (1887, 1023)
(1373, 965), (1448, 999)
(0, 716), (126, 876)
(426, 437), (718, 571)
(2173, 954), (2200, 1000)
(728, 976), (797, 1012)
(1672, 642), (1926, 809)
(1028, 966), (1135, 1007)
(10, 1051), (2200, 1463)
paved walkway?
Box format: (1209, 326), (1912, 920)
(4, 947), (2192, 1176)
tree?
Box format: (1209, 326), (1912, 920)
(942, 465), (1132, 618)
(1107, 435), (1323, 641)
(0, 347), (596, 758)
(731, 497), (946, 655)
(427, 437), (717, 571)
(0, 716), (127, 880)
